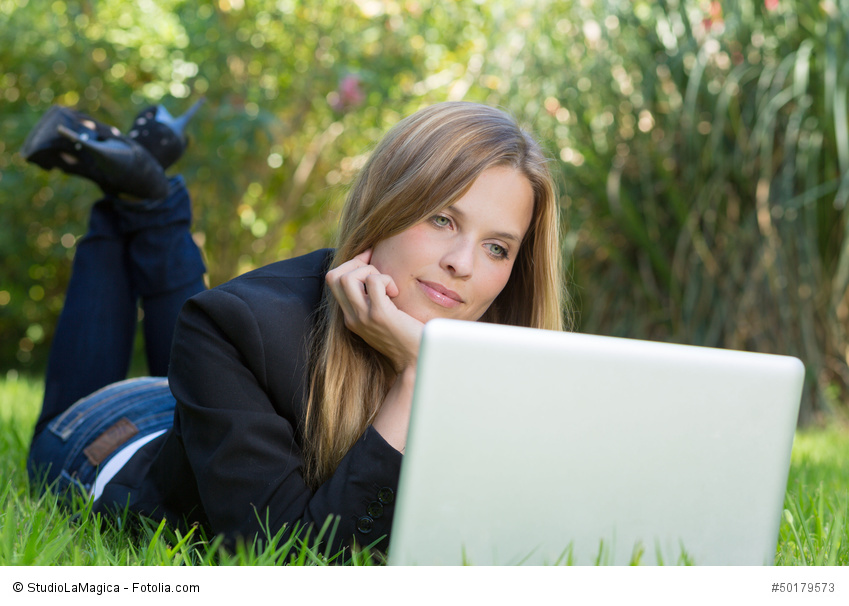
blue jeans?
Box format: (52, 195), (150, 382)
(27, 175), (206, 499)
(28, 377), (176, 498)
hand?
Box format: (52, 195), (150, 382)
(326, 250), (422, 453)
(325, 250), (424, 374)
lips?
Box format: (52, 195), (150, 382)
(417, 279), (464, 308)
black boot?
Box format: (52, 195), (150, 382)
(21, 105), (169, 200)
(128, 97), (205, 170)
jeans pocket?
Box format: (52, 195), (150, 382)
(48, 377), (170, 439)
(45, 377), (175, 483)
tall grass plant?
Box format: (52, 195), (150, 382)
(512, 0), (849, 423)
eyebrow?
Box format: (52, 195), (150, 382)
(446, 204), (523, 244)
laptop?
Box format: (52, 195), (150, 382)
(388, 319), (804, 565)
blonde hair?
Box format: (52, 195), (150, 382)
(304, 102), (565, 487)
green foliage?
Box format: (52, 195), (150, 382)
(2, 0), (849, 420)
(0, 0), (557, 373)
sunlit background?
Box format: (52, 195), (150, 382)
(1, 0), (846, 423)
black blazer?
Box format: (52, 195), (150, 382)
(95, 249), (403, 553)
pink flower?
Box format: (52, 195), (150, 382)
(710, 1), (723, 19)
(329, 75), (365, 112)
(765, 0), (779, 10)
(703, 1), (723, 30)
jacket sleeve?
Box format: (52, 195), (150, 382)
(167, 281), (403, 554)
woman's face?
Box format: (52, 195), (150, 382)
(370, 166), (534, 324)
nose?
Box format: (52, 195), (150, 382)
(440, 238), (474, 278)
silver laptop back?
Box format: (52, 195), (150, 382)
(389, 319), (804, 565)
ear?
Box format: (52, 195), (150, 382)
(354, 249), (373, 264)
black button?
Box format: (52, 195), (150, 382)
(377, 487), (394, 504)
(356, 515), (374, 534)
(367, 501), (384, 519)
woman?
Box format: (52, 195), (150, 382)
(25, 101), (565, 555)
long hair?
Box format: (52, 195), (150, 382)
(303, 102), (566, 487)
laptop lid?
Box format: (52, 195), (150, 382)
(388, 319), (804, 565)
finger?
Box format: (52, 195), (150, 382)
(335, 265), (382, 320)
(363, 273), (396, 312)
(337, 264), (381, 295)
(384, 275), (399, 298)
(326, 260), (363, 285)
(326, 259), (375, 295)
(367, 272), (399, 298)
(325, 249), (374, 284)
(362, 274), (424, 370)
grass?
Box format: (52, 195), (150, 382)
(1, 372), (848, 565)
(776, 424), (849, 565)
